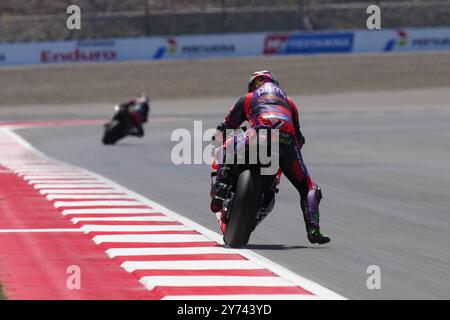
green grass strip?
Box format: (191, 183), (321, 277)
(0, 282), (6, 300)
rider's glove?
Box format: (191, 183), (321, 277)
(212, 129), (225, 147)
(211, 123), (228, 147)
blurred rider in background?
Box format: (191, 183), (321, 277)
(210, 70), (330, 245)
(119, 94), (150, 137)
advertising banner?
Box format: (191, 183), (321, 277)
(264, 28), (450, 55)
(380, 28), (450, 52)
(264, 32), (354, 55)
(152, 33), (265, 60)
(0, 38), (165, 66)
(0, 33), (264, 66)
(0, 28), (449, 67)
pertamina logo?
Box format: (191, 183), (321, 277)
(264, 34), (290, 54)
(153, 38), (177, 59)
(385, 29), (450, 51)
(384, 30), (408, 51)
(153, 37), (235, 59)
(264, 32), (354, 54)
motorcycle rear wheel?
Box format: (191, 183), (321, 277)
(224, 169), (259, 248)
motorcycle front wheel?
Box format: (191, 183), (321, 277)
(102, 120), (127, 145)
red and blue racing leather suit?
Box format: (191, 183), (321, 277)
(120, 98), (149, 137)
(214, 82), (322, 229)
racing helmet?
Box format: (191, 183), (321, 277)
(136, 93), (149, 105)
(247, 70), (279, 93)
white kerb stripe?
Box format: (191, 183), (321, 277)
(93, 234), (209, 244)
(24, 175), (91, 180)
(139, 276), (294, 290)
(11, 165), (80, 169)
(28, 180), (99, 184)
(16, 170), (84, 175)
(71, 216), (173, 223)
(54, 200), (144, 208)
(106, 247), (235, 258)
(81, 225), (191, 232)
(40, 189), (119, 194)
(47, 194), (135, 200)
(34, 184), (109, 189)
(62, 208), (158, 215)
(0, 228), (81, 233)
(3, 163), (53, 168)
(122, 260), (264, 272)
(13, 167), (78, 171)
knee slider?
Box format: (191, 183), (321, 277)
(314, 185), (322, 202)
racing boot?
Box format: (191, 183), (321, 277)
(301, 185), (330, 244)
(210, 166), (231, 213)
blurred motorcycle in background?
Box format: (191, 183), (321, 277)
(102, 94), (150, 145)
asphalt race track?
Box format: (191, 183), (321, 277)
(4, 86), (449, 299)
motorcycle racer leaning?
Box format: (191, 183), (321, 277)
(210, 71), (330, 244)
(119, 94), (150, 137)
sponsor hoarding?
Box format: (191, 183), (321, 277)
(264, 32), (354, 55)
(382, 28), (450, 52)
(152, 33), (264, 60)
(264, 28), (450, 55)
(0, 33), (264, 66)
(0, 28), (449, 67)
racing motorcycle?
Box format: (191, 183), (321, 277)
(102, 104), (139, 145)
(211, 128), (281, 248)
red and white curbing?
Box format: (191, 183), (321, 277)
(0, 127), (345, 300)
